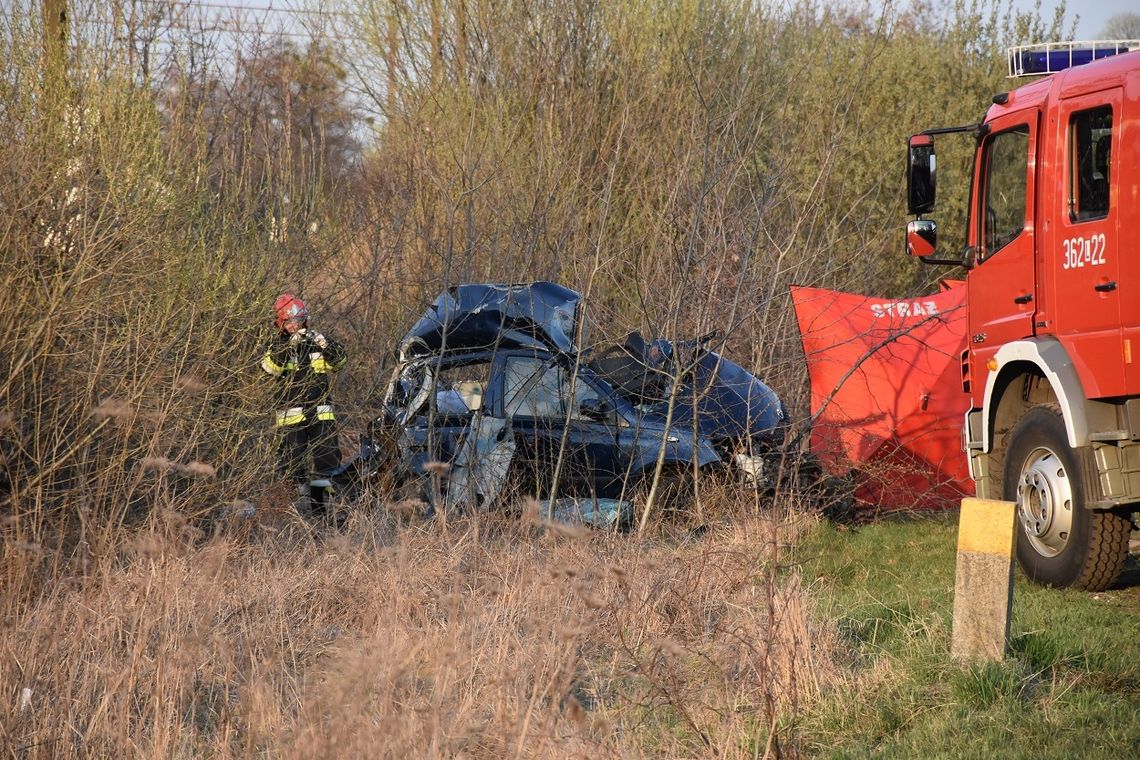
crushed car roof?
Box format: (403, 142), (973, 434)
(399, 282), (582, 358)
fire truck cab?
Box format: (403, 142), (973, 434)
(905, 42), (1140, 591)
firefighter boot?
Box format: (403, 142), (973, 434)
(309, 478), (337, 524)
(293, 482), (312, 515)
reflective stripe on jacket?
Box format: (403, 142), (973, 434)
(262, 330), (346, 425)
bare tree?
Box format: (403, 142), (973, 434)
(1101, 12), (1140, 39)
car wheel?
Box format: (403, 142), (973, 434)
(1002, 404), (1130, 590)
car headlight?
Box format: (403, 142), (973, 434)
(733, 452), (765, 487)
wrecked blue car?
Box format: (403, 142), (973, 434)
(377, 282), (788, 516)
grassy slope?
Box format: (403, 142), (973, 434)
(797, 513), (1140, 759)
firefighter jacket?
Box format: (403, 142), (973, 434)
(261, 330), (347, 427)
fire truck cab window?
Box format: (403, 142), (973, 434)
(980, 125), (1029, 258)
(1069, 106), (1112, 222)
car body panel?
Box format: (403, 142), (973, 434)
(636, 351), (786, 443)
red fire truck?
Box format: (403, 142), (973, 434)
(905, 42), (1139, 590)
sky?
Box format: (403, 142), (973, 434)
(153, 0), (1137, 34)
(1012, 0), (1136, 39)
(6, 0), (1129, 53)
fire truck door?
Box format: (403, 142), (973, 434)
(967, 111), (1039, 369)
(1047, 90), (1124, 398)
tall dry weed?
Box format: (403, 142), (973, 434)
(0, 507), (842, 758)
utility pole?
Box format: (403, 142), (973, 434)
(43, 0), (68, 94)
(456, 0), (468, 85)
(430, 0), (442, 87)
(386, 1), (399, 116)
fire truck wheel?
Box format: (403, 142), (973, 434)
(1003, 404), (1130, 591)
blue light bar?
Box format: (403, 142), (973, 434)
(1008, 40), (1139, 77)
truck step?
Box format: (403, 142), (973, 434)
(1089, 430), (1130, 442)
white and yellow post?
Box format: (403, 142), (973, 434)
(951, 498), (1017, 661)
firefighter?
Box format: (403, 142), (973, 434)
(261, 293), (347, 516)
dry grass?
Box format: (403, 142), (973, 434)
(0, 496), (844, 758)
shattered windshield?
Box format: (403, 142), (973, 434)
(389, 357), (493, 423)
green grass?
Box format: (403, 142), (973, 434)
(794, 513), (1140, 758)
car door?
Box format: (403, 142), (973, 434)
(559, 369), (634, 498)
(1047, 91), (1125, 397)
(967, 110), (1039, 373)
(399, 356), (492, 476)
(500, 354), (633, 498)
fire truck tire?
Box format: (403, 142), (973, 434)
(1002, 404), (1130, 591)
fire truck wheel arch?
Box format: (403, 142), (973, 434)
(979, 338), (1118, 452)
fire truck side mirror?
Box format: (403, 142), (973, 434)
(907, 134), (936, 215)
(906, 220), (937, 258)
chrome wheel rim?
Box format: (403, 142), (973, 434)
(1016, 446), (1073, 558)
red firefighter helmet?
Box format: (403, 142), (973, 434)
(273, 293), (308, 329)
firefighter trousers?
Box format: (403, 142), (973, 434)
(278, 417), (340, 485)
